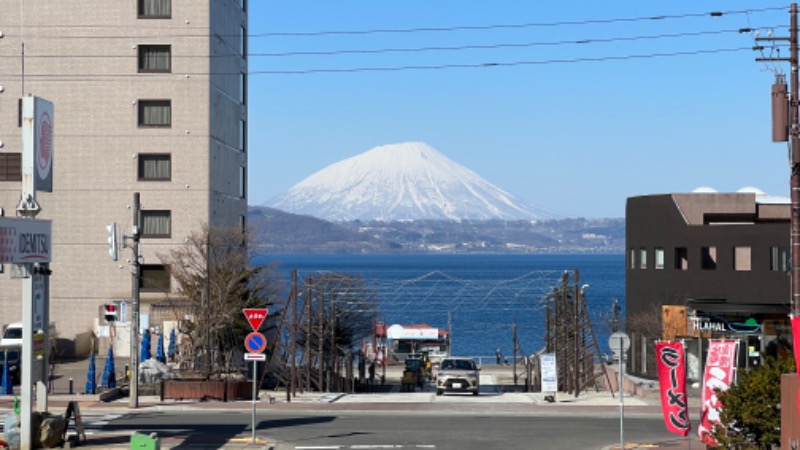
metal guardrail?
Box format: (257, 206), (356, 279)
(459, 355), (529, 367)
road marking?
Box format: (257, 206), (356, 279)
(297, 446), (435, 449)
(296, 447), (344, 449)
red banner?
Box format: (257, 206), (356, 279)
(792, 316), (800, 417)
(698, 340), (738, 446)
(656, 341), (690, 436)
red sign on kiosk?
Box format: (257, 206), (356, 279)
(243, 308), (268, 331)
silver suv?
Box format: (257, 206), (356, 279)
(435, 357), (480, 396)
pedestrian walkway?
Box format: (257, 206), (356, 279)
(0, 359), (704, 449)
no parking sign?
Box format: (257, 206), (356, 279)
(244, 332), (267, 354)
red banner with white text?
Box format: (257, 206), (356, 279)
(656, 341), (690, 436)
(698, 340), (738, 446)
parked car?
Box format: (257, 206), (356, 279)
(435, 357), (480, 396)
(1, 323), (22, 348)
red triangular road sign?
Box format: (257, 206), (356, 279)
(243, 308), (268, 331)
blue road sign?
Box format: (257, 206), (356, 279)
(244, 332), (267, 354)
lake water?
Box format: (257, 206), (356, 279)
(254, 253), (625, 360)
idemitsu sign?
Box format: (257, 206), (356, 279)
(0, 217), (51, 264)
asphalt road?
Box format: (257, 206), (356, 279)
(91, 409), (675, 450)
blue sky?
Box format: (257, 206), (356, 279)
(247, 1), (791, 218)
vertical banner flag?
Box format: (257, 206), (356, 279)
(792, 315), (800, 417)
(698, 340), (739, 446)
(656, 341), (690, 436)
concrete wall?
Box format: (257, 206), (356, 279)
(0, 1), (248, 349)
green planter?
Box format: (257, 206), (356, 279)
(130, 431), (160, 450)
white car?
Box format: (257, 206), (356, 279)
(435, 357), (480, 396)
(0, 323), (22, 383)
(1, 323), (22, 348)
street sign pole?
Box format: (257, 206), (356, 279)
(15, 96), (54, 450)
(251, 359), (257, 444)
(608, 331), (629, 450)
(619, 336), (624, 450)
(242, 308), (269, 445)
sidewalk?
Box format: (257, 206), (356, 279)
(0, 359), (704, 449)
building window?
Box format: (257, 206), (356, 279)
(639, 248), (647, 269)
(239, 166), (246, 199)
(240, 26), (247, 57)
(138, 0), (171, 18)
(138, 45), (171, 72)
(138, 154), (171, 181)
(141, 210), (171, 238)
(0, 153), (22, 182)
(240, 73), (246, 105)
(770, 246), (790, 271)
(629, 248), (636, 269)
(675, 247), (688, 270)
(701, 246), (717, 270)
(239, 119), (246, 151)
(734, 246), (751, 271)
(140, 264), (170, 292)
(138, 100), (171, 127)
(654, 248), (664, 269)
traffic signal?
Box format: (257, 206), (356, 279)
(106, 223), (118, 261)
(103, 303), (118, 322)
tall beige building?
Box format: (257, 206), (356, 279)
(0, 0), (248, 353)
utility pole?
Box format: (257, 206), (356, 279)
(129, 193), (141, 408)
(756, 3), (800, 317)
(288, 269), (297, 402)
(512, 321), (518, 386)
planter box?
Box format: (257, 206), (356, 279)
(226, 380), (253, 401)
(161, 380), (225, 401)
(160, 379), (253, 402)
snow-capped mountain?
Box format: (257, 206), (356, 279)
(267, 142), (549, 221)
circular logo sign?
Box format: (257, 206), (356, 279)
(244, 332), (267, 354)
(37, 111), (53, 180)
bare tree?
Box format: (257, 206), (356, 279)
(159, 224), (282, 378)
(285, 273), (377, 392)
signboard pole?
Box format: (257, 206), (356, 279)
(16, 96), (54, 450)
(129, 193), (141, 409)
(619, 336), (625, 450)
(251, 360), (257, 444)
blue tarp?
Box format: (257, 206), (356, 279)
(85, 351), (96, 394)
(101, 346), (116, 389)
(141, 329), (152, 362)
(1, 352), (13, 396)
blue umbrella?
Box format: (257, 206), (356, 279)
(1, 351), (13, 396)
(101, 346), (116, 389)
(167, 328), (176, 361)
(85, 351), (96, 394)
(140, 329), (151, 362)
(156, 333), (166, 364)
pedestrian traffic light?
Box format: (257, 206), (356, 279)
(103, 303), (118, 322)
(106, 223), (118, 261)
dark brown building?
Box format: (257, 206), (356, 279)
(625, 191), (792, 378)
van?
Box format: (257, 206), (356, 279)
(0, 323), (22, 383)
(1, 323), (22, 348)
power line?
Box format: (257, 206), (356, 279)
(254, 26), (784, 58)
(252, 6), (787, 37)
(250, 46), (774, 75)
(0, 26), (782, 61)
(1, 45), (783, 81)
(0, 6), (785, 40)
